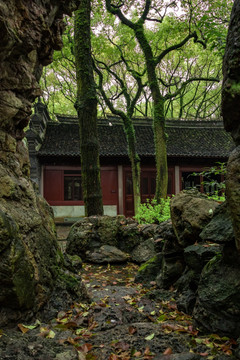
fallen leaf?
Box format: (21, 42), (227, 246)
(77, 343), (93, 353)
(163, 348), (172, 355)
(47, 330), (56, 339)
(18, 324), (30, 334)
(129, 326), (137, 335)
(133, 351), (142, 357)
(108, 354), (118, 360)
(145, 333), (155, 341)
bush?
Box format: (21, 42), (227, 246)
(135, 198), (171, 224)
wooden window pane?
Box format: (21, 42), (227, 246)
(64, 176), (82, 200)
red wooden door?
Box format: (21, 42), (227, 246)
(44, 169), (62, 203)
(101, 167), (118, 207)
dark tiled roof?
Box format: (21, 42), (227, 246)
(38, 115), (234, 158)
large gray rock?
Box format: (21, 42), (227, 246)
(131, 238), (157, 263)
(156, 255), (185, 289)
(184, 244), (221, 273)
(135, 254), (163, 284)
(200, 202), (234, 244)
(66, 216), (158, 261)
(66, 215), (126, 259)
(86, 245), (129, 263)
(170, 190), (219, 247)
(193, 257), (240, 337)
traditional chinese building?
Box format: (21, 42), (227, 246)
(26, 100), (234, 220)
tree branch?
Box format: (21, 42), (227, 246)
(164, 76), (220, 100)
(155, 31), (205, 66)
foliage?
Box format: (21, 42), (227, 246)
(40, 0), (233, 121)
(192, 162), (226, 200)
(135, 197), (171, 224)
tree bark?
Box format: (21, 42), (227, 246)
(74, 0), (103, 216)
(134, 23), (168, 201)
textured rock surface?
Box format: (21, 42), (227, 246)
(66, 215), (161, 262)
(0, 0), (88, 325)
(222, 0), (240, 252)
(135, 253), (163, 284)
(225, 147), (240, 251)
(184, 244), (221, 273)
(131, 238), (157, 263)
(170, 190), (219, 247)
(200, 202), (234, 244)
(193, 257), (240, 337)
(86, 245), (129, 263)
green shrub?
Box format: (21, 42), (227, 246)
(135, 198), (171, 224)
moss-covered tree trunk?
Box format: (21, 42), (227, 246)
(74, 1), (103, 216)
(135, 24), (168, 201)
(124, 114), (141, 214)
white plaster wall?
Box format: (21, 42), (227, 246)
(52, 205), (117, 219)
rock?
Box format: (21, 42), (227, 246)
(170, 189), (219, 247)
(174, 269), (200, 314)
(66, 215), (125, 259)
(38, 269), (90, 322)
(63, 253), (83, 273)
(118, 221), (143, 253)
(135, 254), (163, 284)
(226, 147), (240, 251)
(66, 217), (100, 258)
(154, 220), (176, 253)
(86, 245), (129, 264)
(193, 256), (240, 337)
(200, 202), (234, 244)
(0, 0), (87, 325)
(131, 238), (157, 263)
(156, 255), (185, 289)
(184, 244), (221, 273)
(66, 216), (154, 260)
(138, 223), (158, 239)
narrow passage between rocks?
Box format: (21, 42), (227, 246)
(1, 263), (238, 360)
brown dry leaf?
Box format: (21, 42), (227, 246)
(18, 324), (29, 334)
(108, 354), (119, 360)
(163, 348), (172, 355)
(129, 326), (137, 335)
(77, 343), (93, 353)
(133, 351), (142, 357)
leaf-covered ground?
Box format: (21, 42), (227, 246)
(0, 263), (238, 360)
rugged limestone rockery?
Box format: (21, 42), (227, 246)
(0, 0), (89, 326)
(222, 0), (240, 251)
(135, 191), (240, 337)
